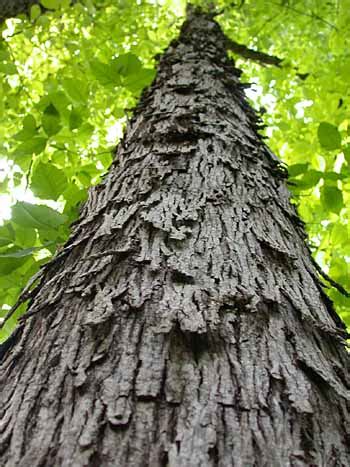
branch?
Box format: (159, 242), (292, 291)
(226, 38), (310, 80)
(312, 257), (350, 299)
(188, 4), (283, 68)
(225, 38), (283, 67)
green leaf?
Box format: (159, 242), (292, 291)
(0, 62), (17, 75)
(288, 163), (309, 178)
(89, 59), (119, 85)
(291, 170), (322, 190)
(111, 53), (142, 77)
(320, 186), (344, 214)
(13, 115), (37, 141)
(23, 115), (37, 132)
(124, 68), (156, 93)
(42, 104), (62, 136)
(11, 202), (67, 231)
(40, 0), (60, 10)
(76, 171), (92, 186)
(50, 150), (67, 167)
(30, 4), (42, 20)
(63, 183), (87, 207)
(69, 108), (83, 130)
(76, 123), (94, 139)
(37, 227), (64, 244)
(108, 54), (155, 93)
(323, 171), (346, 182)
(0, 276), (21, 297)
(0, 83), (4, 118)
(0, 48), (9, 62)
(0, 177), (9, 192)
(13, 172), (23, 186)
(14, 227), (37, 248)
(317, 122), (341, 150)
(99, 151), (112, 169)
(46, 91), (71, 118)
(0, 302), (28, 343)
(13, 137), (47, 158)
(0, 256), (28, 275)
(0, 225), (15, 248)
(330, 223), (348, 246)
(343, 146), (350, 165)
(62, 78), (88, 104)
(30, 162), (68, 200)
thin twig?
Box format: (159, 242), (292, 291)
(25, 157), (34, 190)
(254, 12), (283, 38)
(270, 0), (337, 31)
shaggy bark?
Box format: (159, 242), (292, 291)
(1, 8), (350, 467)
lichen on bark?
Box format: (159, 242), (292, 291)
(0, 7), (349, 467)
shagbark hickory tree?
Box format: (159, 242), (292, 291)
(1, 6), (350, 467)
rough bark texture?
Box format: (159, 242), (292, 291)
(1, 8), (350, 467)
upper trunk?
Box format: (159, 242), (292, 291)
(0, 7), (349, 467)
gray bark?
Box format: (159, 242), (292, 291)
(1, 7), (350, 467)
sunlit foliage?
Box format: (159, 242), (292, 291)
(0, 0), (349, 341)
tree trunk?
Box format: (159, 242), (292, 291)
(1, 7), (349, 467)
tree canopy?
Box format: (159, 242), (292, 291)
(0, 0), (349, 342)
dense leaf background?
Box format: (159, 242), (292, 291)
(0, 0), (349, 341)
